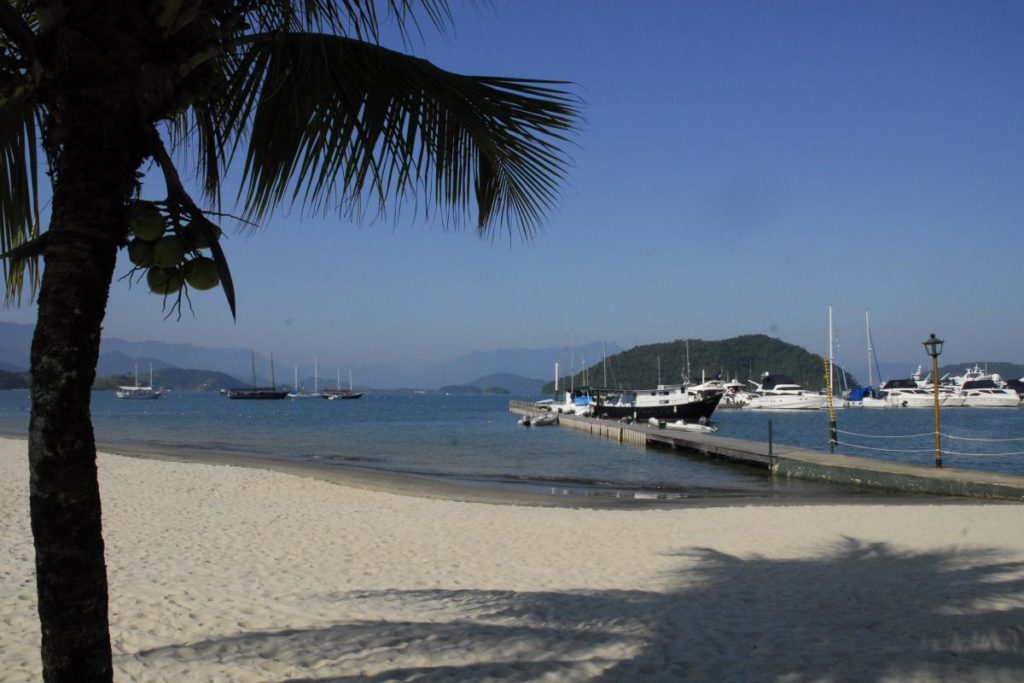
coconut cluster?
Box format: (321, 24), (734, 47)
(126, 200), (222, 295)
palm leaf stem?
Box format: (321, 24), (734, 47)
(152, 135), (237, 318)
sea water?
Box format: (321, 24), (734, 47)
(1, 390), (1022, 500)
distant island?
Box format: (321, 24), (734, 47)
(438, 385), (510, 395)
(543, 334), (860, 393)
(0, 369), (30, 390)
(93, 368), (243, 392)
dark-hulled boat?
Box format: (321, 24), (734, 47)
(588, 384), (722, 422)
(226, 350), (289, 400)
(226, 387), (289, 400)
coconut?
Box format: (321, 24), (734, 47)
(181, 222), (222, 250)
(183, 256), (220, 290)
(127, 238), (155, 267)
(146, 267), (184, 295)
(127, 201), (166, 241)
(151, 236), (186, 268)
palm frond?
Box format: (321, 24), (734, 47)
(223, 32), (577, 238)
(248, 1), (453, 41)
(0, 71), (41, 303)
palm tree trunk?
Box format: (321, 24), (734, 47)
(29, 59), (149, 679)
(29, 224), (117, 682)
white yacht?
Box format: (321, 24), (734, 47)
(878, 378), (934, 408)
(719, 378), (756, 408)
(957, 379), (1020, 407)
(948, 365), (1020, 407)
(909, 367), (966, 407)
(543, 388), (595, 416)
(745, 374), (827, 410)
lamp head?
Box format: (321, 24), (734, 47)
(923, 333), (944, 359)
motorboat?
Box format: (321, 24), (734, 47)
(878, 378), (935, 408)
(648, 416), (718, 433)
(666, 419), (717, 434)
(745, 374), (826, 410)
(957, 379), (1020, 407)
(532, 413), (559, 426)
(945, 365), (1020, 407)
(591, 384), (721, 422)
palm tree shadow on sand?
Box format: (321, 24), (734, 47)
(129, 538), (1024, 682)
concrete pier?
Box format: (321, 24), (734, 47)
(509, 401), (1024, 501)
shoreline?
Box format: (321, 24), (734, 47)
(3, 435), (1023, 681)
(1, 431), (987, 508)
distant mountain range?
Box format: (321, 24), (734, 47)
(0, 322), (604, 390)
(4, 320), (1022, 392)
(94, 368), (244, 392)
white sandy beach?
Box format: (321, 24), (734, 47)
(2, 436), (1023, 682)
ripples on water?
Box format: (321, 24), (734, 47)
(1, 390), (1022, 499)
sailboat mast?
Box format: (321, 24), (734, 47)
(602, 341), (608, 386)
(250, 350), (256, 388)
(149, 363), (153, 388)
(570, 335), (575, 394)
(866, 311), (874, 388)
(828, 305), (835, 395)
(349, 369), (353, 392)
(314, 357), (319, 393)
(554, 362), (559, 395)
(270, 351), (276, 388)
(294, 366), (299, 392)
(685, 340), (691, 381)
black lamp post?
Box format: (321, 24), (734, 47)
(923, 333), (944, 467)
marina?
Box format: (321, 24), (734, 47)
(510, 401), (1024, 501)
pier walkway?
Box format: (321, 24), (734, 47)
(509, 401), (1024, 501)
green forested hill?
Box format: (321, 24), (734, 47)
(0, 369), (30, 389)
(542, 334), (858, 392)
(93, 368), (242, 391)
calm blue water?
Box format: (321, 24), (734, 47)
(1, 390), (1022, 499)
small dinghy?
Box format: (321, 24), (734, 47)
(532, 413), (559, 426)
(666, 419), (718, 434)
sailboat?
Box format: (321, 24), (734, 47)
(321, 369), (365, 400)
(826, 305), (848, 408)
(847, 311), (888, 407)
(226, 351), (289, 399)
(287, 358), (321, 398)
(116, 363), (162, 399)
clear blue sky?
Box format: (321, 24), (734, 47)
(3, 0), (1022, 378)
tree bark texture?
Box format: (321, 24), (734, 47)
(28, 7), (152, 680)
